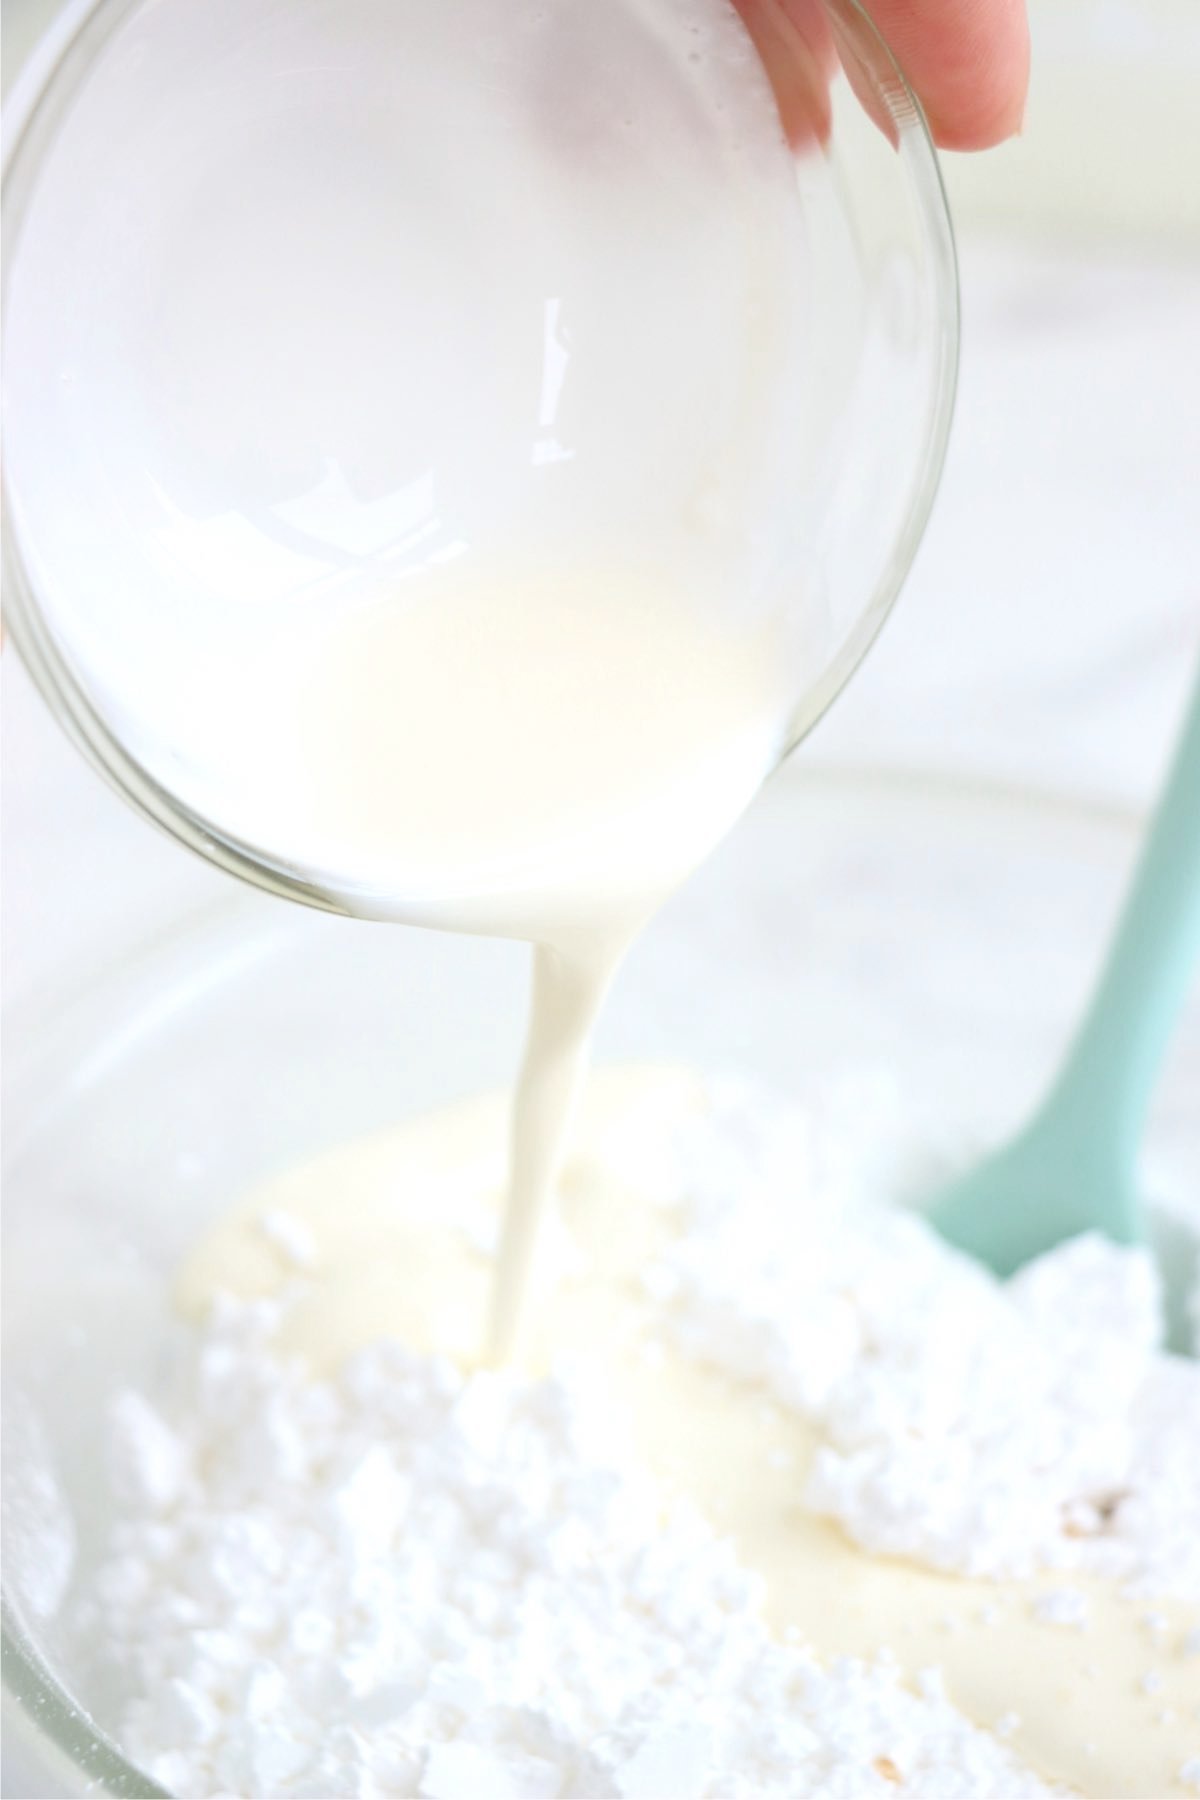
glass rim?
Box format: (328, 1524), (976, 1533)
(2, 1597), (168, 1799)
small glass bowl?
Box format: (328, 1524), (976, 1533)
(2, 0), (957, 916)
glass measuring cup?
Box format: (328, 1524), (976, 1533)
(2, 0), (957, 920)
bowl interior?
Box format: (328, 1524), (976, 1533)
(4, 765), (1198, 1791)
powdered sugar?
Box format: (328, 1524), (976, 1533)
(257, 1208), (319, 1271)
(81, 1295), (1052, 1800)
(1031, 1590), (1088, 1629)
(75, 1070), (1200, 1794)
(646, 1079), (1200, 1597)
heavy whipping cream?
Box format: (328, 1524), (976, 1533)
(248, 569), (795, 1358)
(201, 559), (800, 1353)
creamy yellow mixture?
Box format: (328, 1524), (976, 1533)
(178, 1066), (1199, 1800)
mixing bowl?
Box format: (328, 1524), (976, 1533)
(4, 764), (1199, 1796)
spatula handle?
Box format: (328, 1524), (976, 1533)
(1053, 655), (1200, 1161)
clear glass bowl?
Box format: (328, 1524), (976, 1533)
(2, 0), (957, 916)
(4, 764), (1199, 1796)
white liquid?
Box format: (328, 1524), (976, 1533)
(493, 944), (623, 1362)
(217, 567), (795, 1357)
(222, 566), (795, 938)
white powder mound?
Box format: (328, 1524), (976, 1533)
(646, 1079), (1200, 1597)
(81, 1294), (1052, 1800)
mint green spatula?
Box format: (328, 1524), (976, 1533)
(931, 661), (1200, 1290)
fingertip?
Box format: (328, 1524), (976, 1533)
(926, 89), (1025, 153)
(925, 22), (1030, 148)
(866, 0), (1030, 152)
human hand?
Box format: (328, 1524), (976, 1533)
(734, 0), (1029, 151)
